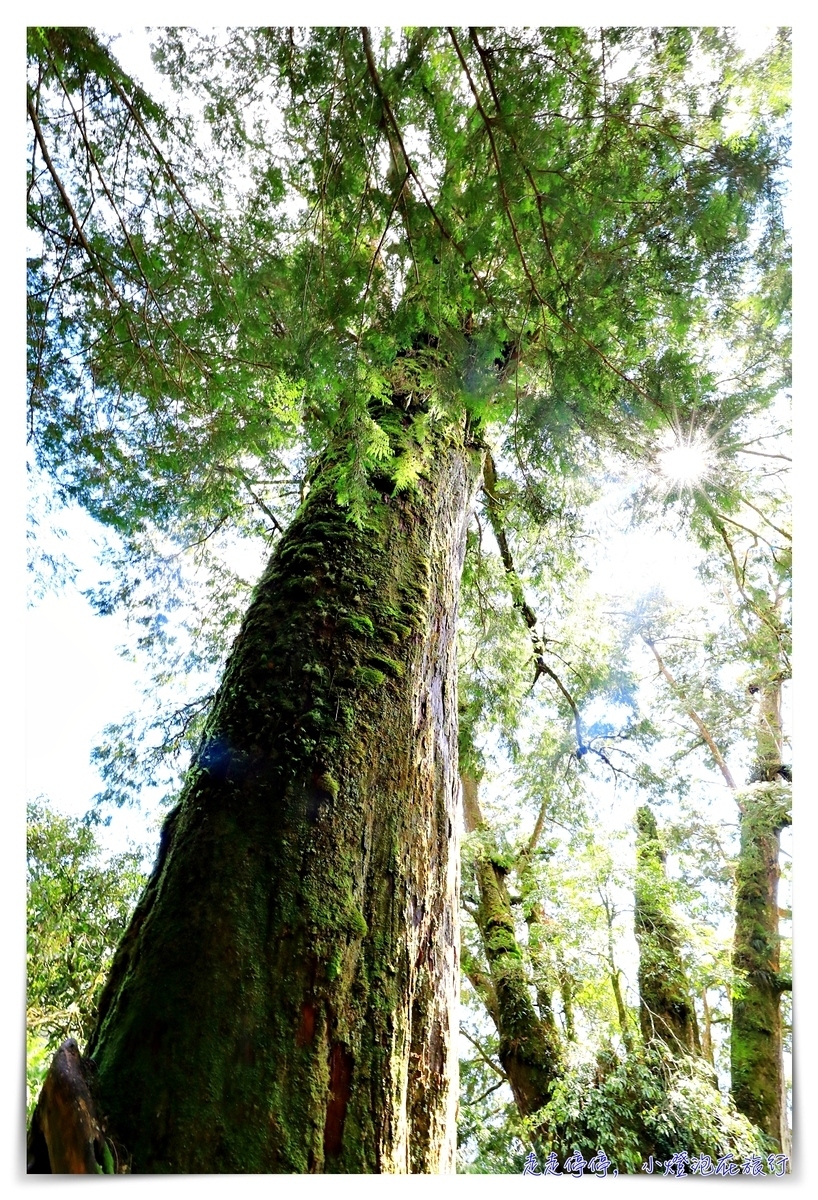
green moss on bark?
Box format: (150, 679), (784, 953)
(731, 783), (791, 1149)
(83, 425), (482, 1172)
(634, 807), (701, 1057)
(470, 839), (563, 1135)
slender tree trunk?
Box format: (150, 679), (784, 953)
(596, 889), (634, 1052)
(605, 926), (633, 1054)
(34, 427), (481, 1173)
(634, 806), (701, 1056)
(556, 959), (576, 1042)
(551, 945), (575, 1041)
(461, 774), (563, 1134)
(701, 988), (715, 1068)
(522, 902), (577, 1041)
(730, 681), (791, 1153)
(609, 968), (633, 1053)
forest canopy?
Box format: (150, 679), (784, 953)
(26, 25), (791, 1175)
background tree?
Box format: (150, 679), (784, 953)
(619, 338), (792, 1150)
(633, 805), (701, 1055)
(26, 800), (146, 1118)
(456, 556), (775, 1171)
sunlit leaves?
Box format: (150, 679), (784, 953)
(26, 800), (148, 1114)
(28, 26), (789, 556)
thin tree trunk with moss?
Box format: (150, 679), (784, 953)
(597, 887), (634, 1052)
(524, 905), (576, 1041)
(645, 623), (792, 1143)
(461, 773), (563, 1133)
(609, 968), (633, 1053)
(32, 424), (481, 1173)
(634, 806), (701, 1056)
(556, 959), (576, 1042)
(701, 988), (715, 1068)
(731, 680), (791, 1152)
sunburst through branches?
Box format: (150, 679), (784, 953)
(654, 425), (716, 493)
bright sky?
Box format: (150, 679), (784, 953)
(25, 510), (150, 851)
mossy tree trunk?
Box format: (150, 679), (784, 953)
(604, 916), (634, 1054)
(634, 806), (701, 1056)
(731, 682), (791, 1152)
(461, 774), (563, 1137)
(38, 424), (481, 1173)
(731, 792), (790, 1148)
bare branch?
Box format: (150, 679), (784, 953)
(642, 635), (739, 797)
(27, 94), (121, 303)
(482, 448), (588, 755)
(459, 1027), (507, 1081)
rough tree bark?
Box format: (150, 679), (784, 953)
(33, 421), (482, 1173)
(731, 681), (792, 1152)
(634, 806), (701, 1056)
(28, 1040), (115, 1173)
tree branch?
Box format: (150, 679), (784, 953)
(739, 497), (791, 542)
(447, 27), (667, 421)
(27, 94), (121, 303)
(459, 1026), (507, 1081)
(642, 635), (739, 796)
(47, 50), (210, 383)
(360, 28), (493, 307)
(482, 449), (586, 754)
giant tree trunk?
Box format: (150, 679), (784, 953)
(634, 806), (701, 1056)
(36, 426), (481, 1173)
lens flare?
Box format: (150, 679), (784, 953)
(656, 429), (713, 487)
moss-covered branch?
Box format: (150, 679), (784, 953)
(461, 773), (563, 1140)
